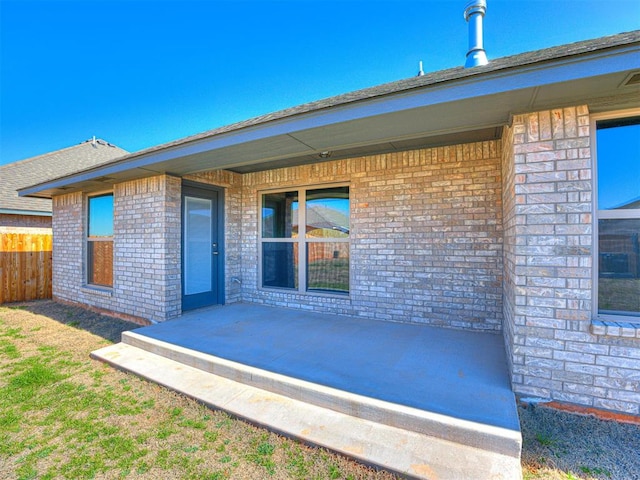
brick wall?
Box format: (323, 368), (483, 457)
(242, 142), (504, 331)
(502, 121), (518, 378)
(503, 106), (640, 414)
(48, 110), (639, 415)
(52, 175), (181, 322)
(0, 213), (51, 229)
(52, 192), (83, 302)
(112, 176), (181, 322)
(52, 143), (504, 331)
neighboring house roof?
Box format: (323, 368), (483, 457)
(1, 139), (127, 215)
(618, 197), (640, 209)
(20, 30), (640, 199)
(292, 206), (350, 235)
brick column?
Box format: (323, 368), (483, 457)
(113, 175), (181, 322)
(51, 176), (181, 323)
(504, 106), (640, 414)
(52, 192), (84, 302)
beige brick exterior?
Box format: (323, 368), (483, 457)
(242, 143), (504, 330)
(53, 175), (181, 322)
(52, 142), (504, 331)
(50, 111), (640, 414)
(0, 213), (51, 229)
(502, 106), (640, 415)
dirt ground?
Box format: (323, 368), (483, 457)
(519, 403), (640, 480)
(2, 300), (639, 480)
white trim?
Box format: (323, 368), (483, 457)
(591, 108), (640, 324)
(299, 188), (308, 293)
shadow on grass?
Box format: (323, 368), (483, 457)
(5, 299), (139, 343)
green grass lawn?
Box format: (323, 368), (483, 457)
(0, 303), (394, 480)
(307, 259), (349, 292)
(598, 278), (640, 313)
(1, 301), (638, 480)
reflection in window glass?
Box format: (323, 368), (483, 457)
(262, 242), (298, 289)
(597, 119), (640, 210)
(260, 186), (349, 295)
(184, 197), (212, 295)
(88, 194), (114, 237)
(87, 193), (114, 287)
(596, 117), (640, 319)
(306, 187), (350, 238)
(307, 243), (349, 293)
(88, 240), (113, 287)
(598, 219), (640, 317)
(262, 191), (298, 238)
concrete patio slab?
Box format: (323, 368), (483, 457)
(91, 303), (522, 479)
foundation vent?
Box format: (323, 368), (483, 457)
(623, 72), (640, 86)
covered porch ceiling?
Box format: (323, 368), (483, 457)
(20, 36), (640, 199)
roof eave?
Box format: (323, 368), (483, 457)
(0, 208), (52, 217)
(19, 34), (640, 199)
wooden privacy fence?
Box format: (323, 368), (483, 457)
(0, 233), (53, 304)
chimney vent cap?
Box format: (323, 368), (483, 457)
(464, 0), (487, 20)
(464, 0), (488, 68)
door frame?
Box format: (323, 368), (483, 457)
(181, 180), (225, 311)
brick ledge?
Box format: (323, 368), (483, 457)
(80, 285), (113, 297)
(590, 319), (640, 339)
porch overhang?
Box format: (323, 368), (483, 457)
(19, 33), (640, 199)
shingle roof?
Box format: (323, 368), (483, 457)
(19, 29), (640, 198)
(107, 30), (640, 161)
(0, 139), (127, 214)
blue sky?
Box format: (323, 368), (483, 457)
(1, 0), (639, 166)
(597, 123), (640, 210)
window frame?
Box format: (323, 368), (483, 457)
(591, 108), (640, 323)
(258, 182), (350, 296)
(86, 191), (114, 289)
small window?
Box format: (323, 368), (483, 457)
(87, 193), (114, 287)
(260, 185), (349, 294)
(595, 116), (640, 320)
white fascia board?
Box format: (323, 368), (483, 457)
(19, 45), (640, 198)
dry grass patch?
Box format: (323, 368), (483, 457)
(519, 404), (640, 480)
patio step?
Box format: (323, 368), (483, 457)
(92, 341), (521, 480)
(92, 332), (523, 480)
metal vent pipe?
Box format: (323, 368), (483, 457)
(464, 0), (488, 68)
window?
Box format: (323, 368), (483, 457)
(595, 114), (640, 320)
(260, 185), (349, 294)
(87, 193), (114, 287)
